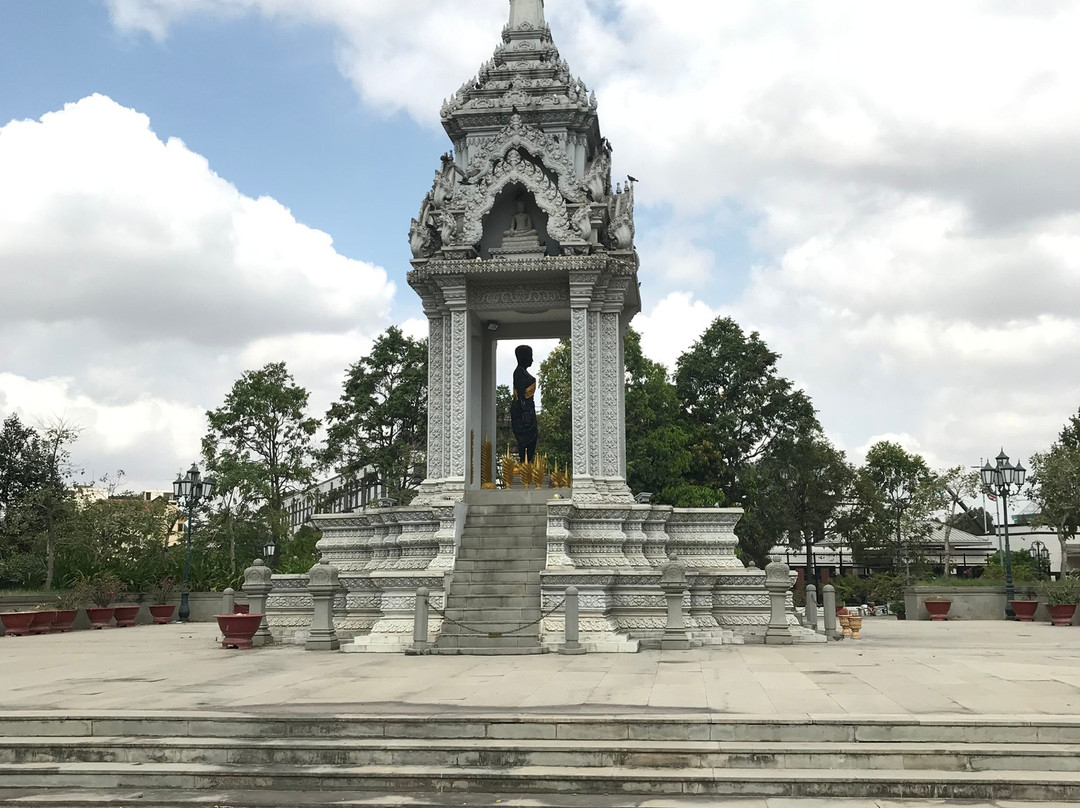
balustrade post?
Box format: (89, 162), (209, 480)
(559, 586), (586, 655)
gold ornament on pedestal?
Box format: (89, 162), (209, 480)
(501, 446), (518, 489)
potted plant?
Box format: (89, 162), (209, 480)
(51, 590), (81, 632)
(215, 612), (265, 649)
(890, 600), (906, 620)
(80, 572), (127, 629)
(1009, 598), (1039, 622)
(0, 609), (36, 636)
(29, 604), (57, 635)
(147, 578), (178, 624)
(923, 596), (952, 621)
(1040, 577), (1080, 627)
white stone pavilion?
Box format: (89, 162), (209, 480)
(265, 0), (815, 652)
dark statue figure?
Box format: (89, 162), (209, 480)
(511, 344), (538, 462)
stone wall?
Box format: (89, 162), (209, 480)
(905, 585), (1046, 621)
(0, 591), (244, 628)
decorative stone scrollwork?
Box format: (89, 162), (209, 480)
(460, 149), (578, 247)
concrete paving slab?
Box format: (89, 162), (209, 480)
(5, 617), (1080, 721)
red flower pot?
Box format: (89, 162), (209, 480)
(148, 605), (176, 624)
(924, 600), (952, 621)
(0, 612), (36, 636)
(112, 605), (140, 627)
(1048, 604), (1077, 627)
(85, 607), (116, 629)
(29, 610), (56, 635)
(215, 613), (265, 649)
(50, 609), (78, 633)
(1010, 599), (1039, 621)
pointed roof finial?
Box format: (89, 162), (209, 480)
(509, 0), (545, 29)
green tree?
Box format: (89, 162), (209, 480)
(945, 506), (995, 536)
(853, 441), (935, 578)
(495, 384), (514, 459)
(1028, 443), (1080, 574)
(203, 362), (319, 549)
(323, 327), (427, 503)
(536, 340), (572, 469)
(730, 433), (857, 571)
(936, 467), (980, 578)
(674, 317), (819, 500)
(1059, 406), (1080, 450)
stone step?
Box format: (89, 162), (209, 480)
(440, 610), (542, 623)
(9, 714), (1080, 744)
(466, 506), (548, 516)
(0, 790), (1041, 808)
(9, 736), (1080, 772)
(443, 595), (538, 608)
(457, 548), (546, 560)
(0, 761), (1078, 800)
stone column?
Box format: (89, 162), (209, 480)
(305, 562), (341, 651)
(822, 584), (842, 641)
(425, 307), (446, 483)
(413, 587), (430, 651)
(242, 559), (274, 647)
(221, 587), (235, 615)
(443, 277), (469, 492)
(805, 584), (818, 631)
(569, 271), (599, 490)
(764, 560), (794, 645)
(659, 553), (691, 650)
(559, 586), (586, 655)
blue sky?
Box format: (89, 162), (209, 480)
(1, 0), (1079, 493)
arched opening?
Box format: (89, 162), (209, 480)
(479, 184), (560, 259)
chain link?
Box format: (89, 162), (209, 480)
(427, 596), (566, 638)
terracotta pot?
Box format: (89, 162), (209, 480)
(50, 609), (78, 633)
(1048, 603), (1077, 627)
(924, 600), (951, 621)
(85, 607), (116, 629)
(29, 610), (56, 635)
(0, 611), (36, 636)
(838, 614), (852, 638)
(1010, 600), (1039, 622)
(215, 613), (265, 649)
(148, 604), (176, 624)
(112, 605), (140, 627)
(848, 615), (863, 639)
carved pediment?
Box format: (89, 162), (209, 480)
(467, 114), (585, 204)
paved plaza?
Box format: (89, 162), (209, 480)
(4, 617), (1080, 806)
(3, 617), (1080, 717)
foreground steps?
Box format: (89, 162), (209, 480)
(4, 713), (1080, 802)
(435, 500), (549, 654)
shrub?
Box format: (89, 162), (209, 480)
(147, 577), (178, 605)
(1039, 576), (1080, 606)
(70, 572), (128, 608)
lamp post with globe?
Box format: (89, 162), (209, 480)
(981, 449), (1026, 619)
(172, 464), (217, 622)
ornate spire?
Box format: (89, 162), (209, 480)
(508, 0), (545, 29)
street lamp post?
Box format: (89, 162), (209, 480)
(172, 463), (217, 622)
(1031, 540), (1049, 580)
(981, 449), (1026, 619)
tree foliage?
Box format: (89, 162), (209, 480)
(203, 361), (319, 545)
(1028, 443), (1080, 574)
(322, 327), (427, 503)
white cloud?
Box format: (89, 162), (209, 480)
(0, 95), (396, 490)
(91, 0), (1080, 476)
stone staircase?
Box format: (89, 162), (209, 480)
(434, 493), (550, 654)
(3, 713), (1080, 804)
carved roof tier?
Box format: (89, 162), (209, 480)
(408, 0), (638, 270)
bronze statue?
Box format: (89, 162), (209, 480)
(511, 344), (538, 462)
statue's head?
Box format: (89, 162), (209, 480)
(515, 344), (533, 367)
(516, 198), (527, 212)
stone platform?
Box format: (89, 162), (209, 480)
(4, 619), (1080, 804)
